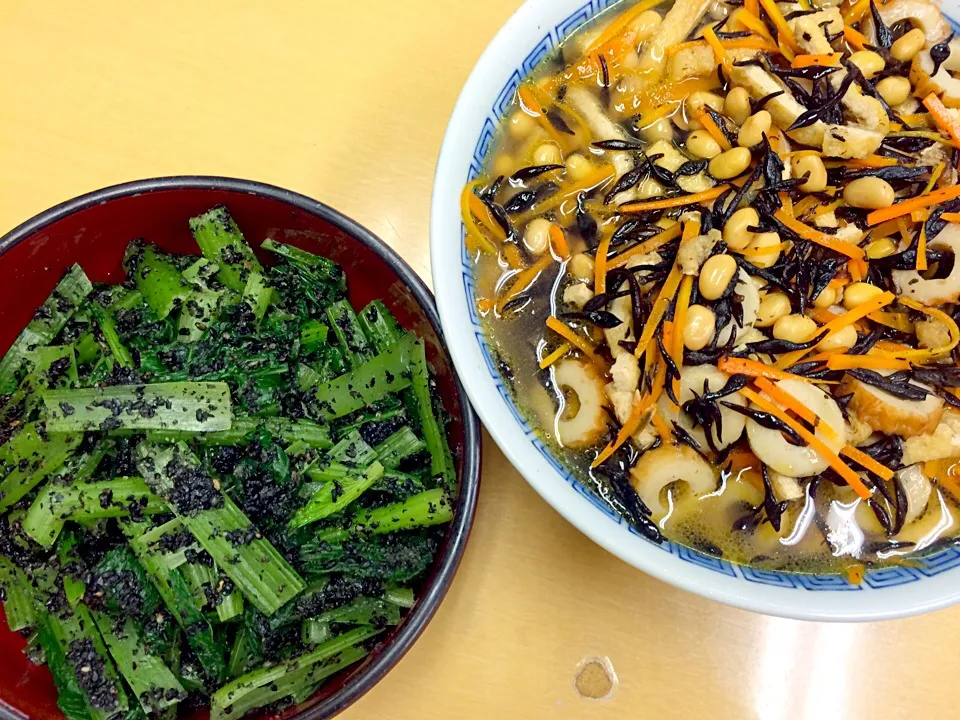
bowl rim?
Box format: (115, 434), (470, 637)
(0, 175), (482, 719)
(429, 0), (960, 623)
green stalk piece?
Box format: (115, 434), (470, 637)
(0, 422), (83, 511)
(189, 206), (262, 292)
(353, 488), (454, 534)
(90, 305), (134, 369)
(409, 339), (456, 488)
(326, 299), (373, 368)
(374, 426), (426, 469)
(34, 345), (80, 389)
(318, 488), (454, 544)
(357, 300), (405, 353)
(91, 612), (186, 715)
(136, 442), (306, 615)
(210, 627), (380, 720)
(260, 239), (345, 290)
(24, 477), (167, 547)
(125, 519), (227, 682)
(312, 334), (418, 419)
(0, 556), (36, 631)
(290, 462), (385, 529)
(42, 381), (232, 433)
(145, 415), (330, 448)
(242, 271), (273, 320)
(125, 242), (191, 320)
(299, 320), (329, 354)
(36, 603), (130, 720)
(0, 264), (93, 393)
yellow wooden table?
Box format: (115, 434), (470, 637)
(2, 2), (959, 718)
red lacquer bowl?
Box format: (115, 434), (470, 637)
(0, 177), (480, 720)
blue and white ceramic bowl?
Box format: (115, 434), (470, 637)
(432, 0), (960, 621)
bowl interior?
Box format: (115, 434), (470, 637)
(0, 180), (475, 719)
(431, 0), (960, 621)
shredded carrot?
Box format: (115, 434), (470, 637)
(741, 387), (871, 499)
(843, 24), (870, 50)
(585, 0), (668, 56)
(501, 243), (524, 270)
(539, 342), (571, 369)
(546, 316), (606, 370)
(846, 564), (865, 586)
(594, 233), (611, 296)
(698, 110), (732, 151)
(923, 93), (960, 147)
(549, 224), (570, 260)
(717, 356), (813, 383)
(735, 9), (776, 43)
(777, 291), (895, 368)
(607, 223), (682, 269)
(941, 212), (960, 222)
(841, 444), (895, 481)
(517, 85), (570, 151)
(620, 185), (729, 214)
(671, 276), (694, 400)
(792, 52), (842, 68)
(897, 217), (912, 246)
(758, 0), (801, 52)
(733, 242), (791, 257)
(651, 406), (673, 444)
(460, 182), (501, 255)
(774, 210), (865, 259)
(703, 25), (730, 69)
(848, 257), (868, 282)
(592, 361), (666, 468)
(923, 161), (946, 195)
(916, 225), (928, 272)
(792, 195), (820, 218)
(744, 0), (760, 17)
(497, 255), (552, 313)
(814, 199), (843, 217)
(778, 39), (797, 63)
(825, 354), (911, 371)
(633, 261), (684, 360)
(868, 311), (914, 333)
(866, 184), (960, 226)
(682, 218), (702, 243)
(849, 155), (899, 169)
(754, 377), (839, 442)
(912, 208), (930, 223)
(517, 164), (616, 224)
(842, 0), (870, 23)
(874, 298), (960, 360)
(665, 35), (780, 56)
(622, 75), (722, 118)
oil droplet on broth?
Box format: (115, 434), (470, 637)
(574, 657), (617, 700)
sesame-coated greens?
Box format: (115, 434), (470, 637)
(0, 205), (457, 719)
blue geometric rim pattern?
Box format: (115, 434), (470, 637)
(461, 0), (960, 590)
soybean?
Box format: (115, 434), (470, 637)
(738, 111), (772, 148)
(698, 254), (738, 300)
(683, 305), (717, 351)
(843, 177), (895, 209)
(709, 147), (752, 180)
(723, 207), (759, 250)
(891, 28), (926, 62)
(794, 155), (827, 193)
(686, 130), (722, 159)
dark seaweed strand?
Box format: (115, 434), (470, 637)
(760, 464), (788, 532)
(870, 0), (894, 47)
(605, 267), (646, 340)
(510, 164), (564, 182)
(671, 422), (709, 461)
(721, 401), (805, 444)
(931, 33), (956, 76)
